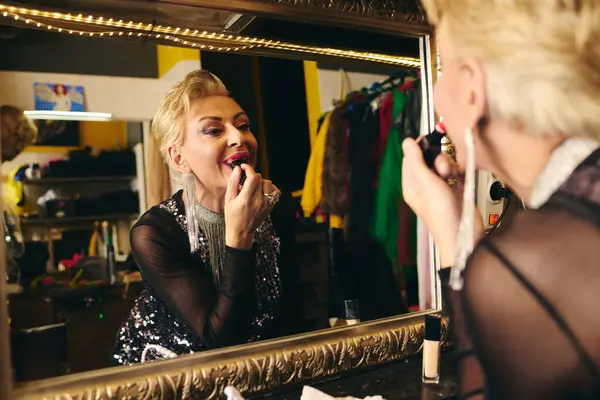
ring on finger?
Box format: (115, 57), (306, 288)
(264, 190), (281, 207)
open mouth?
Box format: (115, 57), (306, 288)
(224, 153), (250, 186)
(228, 158), (248, 169)
(224, 152), (250, 169)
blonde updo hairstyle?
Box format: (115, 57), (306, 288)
(152, 70), (229, 178)
(422, 0), (600, 140)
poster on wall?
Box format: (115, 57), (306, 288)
(33, 82), (86, 112)
(32, 83), (84, 146)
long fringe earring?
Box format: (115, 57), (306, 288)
(450, 127), (476, 291)
(181, 172), (200, 253)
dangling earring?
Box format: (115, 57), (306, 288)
(181, 171), (200, 253)
(450, 126), (476, 291)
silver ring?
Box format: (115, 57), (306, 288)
(264, 190), (281, 207)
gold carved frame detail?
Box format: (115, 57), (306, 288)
(166, 0), (430, 35)
(13, 313), (449, 399)
(1, 1), (441, 399)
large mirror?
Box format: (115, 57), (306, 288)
(0, 1), (447, 399)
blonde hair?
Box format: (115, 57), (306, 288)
(152, 69), (229, 169)
(0, 105), (37, 162)
(423, 0), (600, 140)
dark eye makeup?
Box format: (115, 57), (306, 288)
(201, 124), (250, 136)
(201, 127), (222, 136)
(198, 114), (251, 136)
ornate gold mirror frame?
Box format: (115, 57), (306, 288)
(0, 1), (447, 399)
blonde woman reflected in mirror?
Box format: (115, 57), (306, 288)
(402, 1), (600, 399)
(113, 70), (303, 365)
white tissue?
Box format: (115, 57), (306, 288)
(300, 386), (386, 400)
(222, 384), (386, 400)
(224, 386), (246, 400)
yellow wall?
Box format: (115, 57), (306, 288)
(157, 45), (200, 78)
(78, 121), (127, 149)
(20, 121), (127, 155)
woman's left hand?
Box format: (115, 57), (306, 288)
(401, 138), (484, 267)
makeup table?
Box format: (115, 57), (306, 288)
(253, 351), (457, 400)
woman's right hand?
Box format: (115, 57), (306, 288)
(224, 164), (269, 250)
(402, 138), (484, 267)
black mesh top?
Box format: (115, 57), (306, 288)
(441, 146), (600, 399)
(113, 190), (302, 365)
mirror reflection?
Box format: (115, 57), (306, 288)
(3, 23), (426, 383)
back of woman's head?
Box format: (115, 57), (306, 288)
(423, 0), (600, 140)
(0, 105), (37, 163)
(152, 70), (229, 167)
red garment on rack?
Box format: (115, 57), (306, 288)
(376, 93), (394, 167)
(376, 79), (418, 168)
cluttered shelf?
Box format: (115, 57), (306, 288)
(21, 176), (136, 185)
(9, 147), (142, 231)
(20, 213), (138, 227)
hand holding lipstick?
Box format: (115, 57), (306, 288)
(401, 134), (484, 267)
(229, 159), (247, 186)
(417, 122), (446, 170)
(224, 163), (280, 250)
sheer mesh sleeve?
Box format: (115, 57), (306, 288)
(439, 268), (485, 400)
(130, 210), (256, 349)
(448, 207), (600, 399)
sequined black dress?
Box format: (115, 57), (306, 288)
(113, 190), (301, 365)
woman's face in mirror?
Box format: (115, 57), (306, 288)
(178, 96), (258, 193)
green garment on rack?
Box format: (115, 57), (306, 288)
(371, 88), (412, 277)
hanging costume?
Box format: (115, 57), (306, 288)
(300, 72), (420, 319)
(301, 112), (330, 218)
(321, 93), (367, 218)
(371, 86), (411, 277)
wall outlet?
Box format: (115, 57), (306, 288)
(475, 170), (505, 231)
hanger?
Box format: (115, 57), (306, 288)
(341, 71), (418, 112)
(345, 71), (409, 101)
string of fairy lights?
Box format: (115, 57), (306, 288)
(0, 4), (421, 67)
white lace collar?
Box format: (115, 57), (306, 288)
(528, 138), (599, 209)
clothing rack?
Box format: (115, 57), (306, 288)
(302, 69), (423, 318)
(349, 71), (414, 102)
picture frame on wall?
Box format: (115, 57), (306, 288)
(31, 82), (85, 146)
(33, 82), (86, 112)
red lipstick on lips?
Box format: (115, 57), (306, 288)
(224, 151), (250, 165)
(224, 152), (250, 185)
